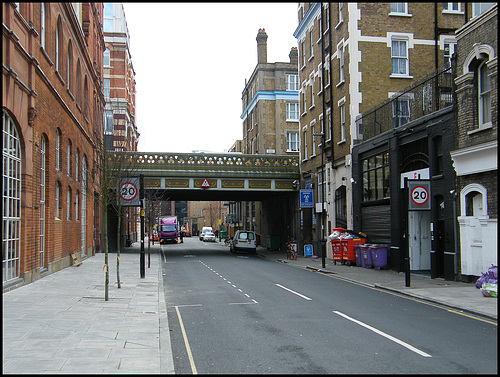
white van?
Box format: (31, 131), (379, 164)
(199, 226), (213, 241)
(229, 230), (257, 254)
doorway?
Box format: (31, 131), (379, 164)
(408, 210), (431, 271)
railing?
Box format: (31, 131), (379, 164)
(109, 151), (300, 173)
(356, 66), (454, 141)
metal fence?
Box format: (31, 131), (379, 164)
(356, 66), (454, 140)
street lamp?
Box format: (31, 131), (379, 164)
(313, 132), (325, 268)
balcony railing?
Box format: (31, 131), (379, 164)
(356, 66), (454, 141)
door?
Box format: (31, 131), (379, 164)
(408, 210), (431, 270)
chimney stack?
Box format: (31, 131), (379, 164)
(289, 47), (298, 65)
(256, 28), (268, 64)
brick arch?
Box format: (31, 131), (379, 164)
(462, 43), (495, 74)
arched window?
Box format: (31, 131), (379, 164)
(67, 139), (72, 176)
(56, 17), (63, 73)
(75, 148), (79, 181)
(478, 60), (492, 127)
(40, 3), (46, 50)
(83, 76), (89, 117)
(55, 128), (61, 170)
(66, 187), (72, 220)
(2, 110), (22, 283)
(76, 60), (81, 106)
(67, 41), (73, 92)
(40, 134), (47, 268)
(55, 181), (61, 219)
(81, 156), (88, 257)
(460, 183), (488, 217)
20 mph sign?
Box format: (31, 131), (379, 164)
(119, 178), (140, 206)
(407, 180), (431, 211)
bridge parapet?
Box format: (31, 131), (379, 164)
(111, 151), (300, 175)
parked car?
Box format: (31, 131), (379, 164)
(203, 232), (216, 242)
(199, 226), (213, 241)
(229, 230), (257, 254)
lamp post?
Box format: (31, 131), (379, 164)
(313, 132), (326, 268)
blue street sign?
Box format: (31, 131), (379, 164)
(304, 244), (313, 257)
(300, 189), (314, 208)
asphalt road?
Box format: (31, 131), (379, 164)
(160, 237), (497, 374)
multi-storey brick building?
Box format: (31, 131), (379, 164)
(102, 3), (139, 249)
(3, 3), (105, 290)
(229, 29), (299, 241)
(294, 3), (471, 260)
(102, 2), (137, 152)
(450, 4), (497, 281)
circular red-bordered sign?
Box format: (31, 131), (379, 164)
(120, 181), (138, 201)
(410, 185), (429, 206)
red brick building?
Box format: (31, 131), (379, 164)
(3, 3), (105, 290)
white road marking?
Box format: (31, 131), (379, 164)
(333, 311), (432, 358)
(275, 284), (312, 301)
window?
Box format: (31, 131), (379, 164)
(324, 3), (330, 32)
(83, 77), (89, 117)
(103, 3), (114, 32)
(55, 181), (61, 219)
(340, 104), (346, 141)
(104, 110), (113, 134)
(390, 3), (408, 14)
(103, 48), (110, 67)
(472, 3), (495, 18)
(103, 78), (110, 98)
(2, 110), (22, 283)
(325, 57), (331, 86)
(76, 60), (81, 105)
(55, 129), (61, 170)
(66, 187), (71, 220)
(75, 149), (79, 181)
(286, 102), (299, 121)
(338, 3), (343, 24)
(392, 39), (408, 75)
(55, 18), (61, 72)
(75, 191), (79, 220)
(309, 30), (314, 59)
(338, 44), (345, 83)
(393, 98), (410, 127)
(40, 135), (46, 268)
(309, 78), (315, 108)
(40, 3), (46, 50)
(362, 153), (390, 202)
(478, 61), (492, 127)
(303, 129), (308, 160)
(317, 168), (325, 203)
(286, 74), (299, 91)
(301, 40), (306, 67)
(311, 122), (316, 157)
(433, 136), (443, 175)
(444, 42), (456, 70)
(443, 3), (460, 12)
(67, 139), (71, 176)
(287, 132), (299, 152)
(67, 42), (73, 91)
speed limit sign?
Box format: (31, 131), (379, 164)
(408, 180), (431, 210)
(119, 178), (140, 206)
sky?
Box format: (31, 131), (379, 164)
(122, 3), (299, 153)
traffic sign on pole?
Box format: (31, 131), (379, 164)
(408, 179), (431, 211)
(119, 178), (140, 207)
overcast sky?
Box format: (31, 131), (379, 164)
(122, 3), (299, 153)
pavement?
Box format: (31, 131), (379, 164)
(2, 238), (497, 374)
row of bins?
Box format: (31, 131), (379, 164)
(330, 229), (388, 269)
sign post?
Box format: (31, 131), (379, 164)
(300, 189), (314, 208)
(139, 174), (145, 278)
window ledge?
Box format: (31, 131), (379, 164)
(40, 46), (54, 66)
(300, 65), (306, 71)
(390, 74), (413, 79)
(335, 21), (343, 29)
(337, 139), (346, 145)
(468, 123), (493, 135)
(308, 55), (314, 62)
(389, 12), (412, 17)
(336, 80), (345, 88)
(442, 10), (464, 15)
(309, 104), (315, 111)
